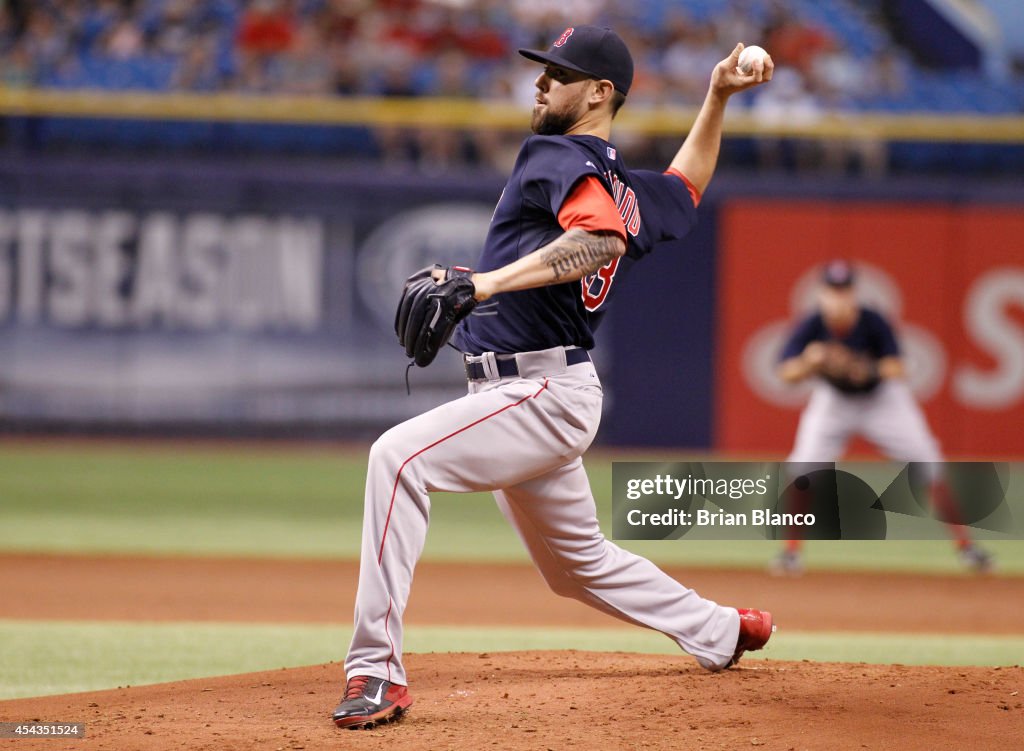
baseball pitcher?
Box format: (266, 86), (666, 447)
(334, 26), (776, 729)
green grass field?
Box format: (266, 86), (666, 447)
(3, 620), (1023, 700)
(2, 442), (1021, 571)
(2, 441), (1022, 700)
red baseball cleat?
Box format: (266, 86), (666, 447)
(730, 608), (775, 667)
(332, 676), (413, 729)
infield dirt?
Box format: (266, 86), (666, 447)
(1, 554), (1022, 750)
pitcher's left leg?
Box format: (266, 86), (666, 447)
(495, 458), (751, 671)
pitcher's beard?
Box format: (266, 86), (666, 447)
(531, 103), (581, 136)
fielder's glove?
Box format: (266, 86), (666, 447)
(394, 265), (477, 367)
(814, 343), (879, 390)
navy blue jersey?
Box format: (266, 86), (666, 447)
(779, 307), (900, 393)
(452, 134), (698, 355)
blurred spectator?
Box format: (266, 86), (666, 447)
(1, 40), (35, 87)
(151, 0), (198, 59)
(764, 1), (835, 78)
(237, 0), (295, 58)
(2, 0), (1019, 113)
(510, 0), (605, 30)
(867, 49), (912, 104)
(79, 1), (121, 56)
(662, 18), (725, 106)
(0, 0), (1020, 170)
(173, 33), (222, 91)
(713, 1), (761, 54)
(103, 15), (145, 60)
(317, 0), (367, 43)
(235, 0), (294, 90)
(750, 67), (826, 171)
(375, 52), (418, 96)
(21, 7), (70, 80)
(811, 47), (866, 109)
(273, 19), (332, 94)
(418, 48), (472, 168)
(752, 68), (887, 176)
(328, 39), (360, 95)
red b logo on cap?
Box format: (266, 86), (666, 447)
(554, 27), (574, 47)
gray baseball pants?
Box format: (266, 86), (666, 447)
(345, 346), (739, 685)
(788, 379), (943, 464)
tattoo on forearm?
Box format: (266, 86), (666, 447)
(539, 229), (622, 281)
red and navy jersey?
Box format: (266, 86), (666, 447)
(452, 134), (698, 355)
(780, 307), (901, 393)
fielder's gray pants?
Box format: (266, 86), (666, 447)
(788, 380), (943, 465)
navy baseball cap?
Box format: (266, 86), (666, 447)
(519, 25), (634, 95)
(822, 259), (856, 287)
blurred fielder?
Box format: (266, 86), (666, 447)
(773, 259), (993, 575)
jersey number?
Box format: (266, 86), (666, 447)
(581, 257), (621, 312)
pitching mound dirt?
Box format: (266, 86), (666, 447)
(3, 554), (1022, 748)
(2, 652), (1022, 751)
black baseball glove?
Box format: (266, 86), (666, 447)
(394, 265), (477, 367)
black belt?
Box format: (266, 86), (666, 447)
(464, 348), (591, 381)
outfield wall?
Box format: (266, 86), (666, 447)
(0, 155), (505, 435)
(715, 198), (1024, 458)
(0, 154), (1021, 455)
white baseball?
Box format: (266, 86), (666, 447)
(737, 45), (768, 75)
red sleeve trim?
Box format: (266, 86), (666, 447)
(557, 176), (627, 245)
(665, 168), (701, 207)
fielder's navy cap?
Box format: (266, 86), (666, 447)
(822, 259), (856, 287)
(518, 25), (634, 95)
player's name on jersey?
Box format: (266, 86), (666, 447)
(625, 508), (815, 528)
